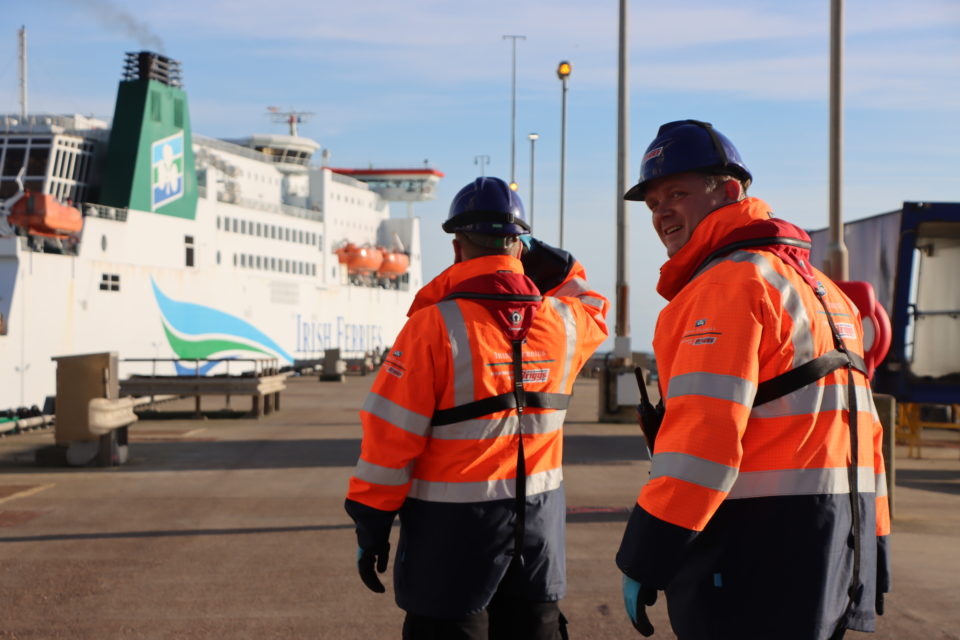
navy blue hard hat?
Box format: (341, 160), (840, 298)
(443, 177), (530, 235)
(623, 120), (752, 201)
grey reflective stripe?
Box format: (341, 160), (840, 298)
(876, 472), (888, 497)
(580, 295), (606, 310)
(354, 458), (413, 486)
(750, 383), (875, 419)
(667, 371), (756, 407)
(409, 467), (563, 503)
(650, 451), (739, 493)
(431, 410), (567, 440)
(438, 300), (474, 405)
(553, 277), (590, 298)
(722, 251), (816, 366)
(727, 466), (876, 499)
(548, 297), (577, 390)
(362, 392), (431, 437)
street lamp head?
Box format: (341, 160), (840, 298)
(557, 61), (571, 80)
(528, 133), (539, 141)
(509, 181), (519, 191)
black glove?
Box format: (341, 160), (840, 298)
(622, 574), (658, 636)
(520, 237), (576, 294)
(357, 543), (390, 593)
(876, 590), (884, 616)
(345, 499), (397, 594)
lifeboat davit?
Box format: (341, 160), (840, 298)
(377, 250), (409, 278)
(336, 243), (384, 274)
(9, 192), (83, 237)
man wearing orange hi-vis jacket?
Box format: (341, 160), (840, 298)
(616, 120), (891, 640)
(345, 176), (608, 639)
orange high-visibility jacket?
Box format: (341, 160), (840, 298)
(347, 253), (608, 617)
(617, 198), (891, 640)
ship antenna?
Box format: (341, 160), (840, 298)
(266, 107), (314, 137)
(18, 26), (28, 120)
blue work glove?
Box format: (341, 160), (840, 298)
(622, 574), (657, 636)
(357, 544), (390, 593)
(519, 234), (533, 252)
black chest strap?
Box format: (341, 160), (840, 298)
(753, 350), (867, 407)
(431, 391), (570, 426)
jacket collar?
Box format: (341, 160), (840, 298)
(407, 255), (525, 316)
(656, 197), (812, 300)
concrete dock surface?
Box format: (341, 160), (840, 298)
(0, 376), (957, 639)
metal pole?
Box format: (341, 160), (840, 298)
(559, 76), (568, 248)
(615, 0), (630, 360)
(528, 134), (539, 229)
(503, 35), (526, 186)
(827, 0), (849, 280)
(18, 26), (28, 120)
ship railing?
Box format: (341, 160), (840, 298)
(194, 134), (271, 164)
(281, 203), (323, 221)
(84, 203), (129, 222)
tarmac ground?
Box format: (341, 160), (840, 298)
(0, 375), (958, 639)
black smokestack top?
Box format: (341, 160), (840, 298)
(122, 51), (182, 88)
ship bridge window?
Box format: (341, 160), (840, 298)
(100, 273), (120, 292)
(1, 147), (25, 177)
(26, 145), (50, 176)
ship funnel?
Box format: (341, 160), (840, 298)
(123, 51), (182, 88)
(100, 50), (197, 218)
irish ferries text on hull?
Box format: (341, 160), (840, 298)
(0, 51), (443, 410)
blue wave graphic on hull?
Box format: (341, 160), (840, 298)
(151, 279), (294, 364)
(173, 359), (234, 376)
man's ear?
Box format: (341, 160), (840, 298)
(511, 238), (524, 259)
(724, 179), (743, 202)
(453, 238), (463, 263)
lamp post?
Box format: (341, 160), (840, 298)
(503, 35), (526, 189)
(474, 155), (490, 177)
(826, 0), (848, 280)
(527, 133), (539, 229)
(557, 60), (571, 248)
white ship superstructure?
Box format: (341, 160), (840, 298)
(0, 51), (442, 410)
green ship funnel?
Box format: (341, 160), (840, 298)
(100, 51), (197, 219)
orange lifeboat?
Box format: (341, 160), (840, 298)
(9, 192), (83, 238)
(377, 250), (409, 278)
(337, 243), (383, 274)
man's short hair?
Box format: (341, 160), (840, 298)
(455, 231), (519, 256)
(704, 173), (749, 196)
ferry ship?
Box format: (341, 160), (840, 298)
(0, 51), (443, 411)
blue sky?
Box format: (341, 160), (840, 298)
(4, 0), (959, 349)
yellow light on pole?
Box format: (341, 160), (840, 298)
(557, 61), (572, 79)
(509, 181), (519, 191)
